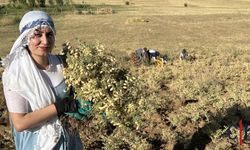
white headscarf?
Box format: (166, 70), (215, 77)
(2, 11), (63, 150)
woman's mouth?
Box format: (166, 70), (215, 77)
(39, 47), (49, 51)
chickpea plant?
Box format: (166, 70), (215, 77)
(61, 41), (152, 149)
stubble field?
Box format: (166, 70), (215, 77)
(0, 0), (250, 149)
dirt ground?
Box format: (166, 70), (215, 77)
(1, 0), (250, 149)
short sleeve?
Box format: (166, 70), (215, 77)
(3, 87), (31, 113)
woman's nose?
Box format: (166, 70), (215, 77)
(41, 34), (49, 45)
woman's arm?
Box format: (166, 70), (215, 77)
(4, 87), (58, 132)
(9, 97), (77, 132)
(9, 104), (57, 132)
(4, 86), (77, 132)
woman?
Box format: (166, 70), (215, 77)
(2, 10), (83, 150)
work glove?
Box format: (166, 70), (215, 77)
(54, 98), (78, 117)
(66, 99), (93, 120)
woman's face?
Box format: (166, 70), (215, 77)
(28, 26), (55, 58)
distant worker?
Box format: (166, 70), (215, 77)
(132, 47), (166, 66)
(148, 49), (160, 64)
(162, 54), (168, 64)
(135, 48), (146, 61)
(131, 47), (147, 66)
(180, 48), (188, 60)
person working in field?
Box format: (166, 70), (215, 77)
(132, 47), (165, 66)
(2, 10), (83, 150)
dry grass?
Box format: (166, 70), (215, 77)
(1, 0), (250, 56)
(0, 0), (250, 149)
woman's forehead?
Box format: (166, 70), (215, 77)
(34, 26), (53, 32)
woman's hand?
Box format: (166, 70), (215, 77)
(54, 98), (78, 117)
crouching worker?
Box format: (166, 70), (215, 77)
(2, 11), (83, 150)
(147, 49), (160, 64)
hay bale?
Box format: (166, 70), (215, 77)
(96, 7), (113, 15)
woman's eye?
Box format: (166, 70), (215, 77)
(48, 32), (54, 37)
(34, 33), (42, 37)
(47, 33), (54, 37)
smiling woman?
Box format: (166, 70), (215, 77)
(1, 10), (83, 150)
(28, 27), (55, 69)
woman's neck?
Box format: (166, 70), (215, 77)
(32, 55), (49, 70)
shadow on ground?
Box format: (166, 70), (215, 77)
(173, 104), (250, 150)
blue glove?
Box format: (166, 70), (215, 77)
(77, 100), (93, 116)
(65, 99), (93, 120)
